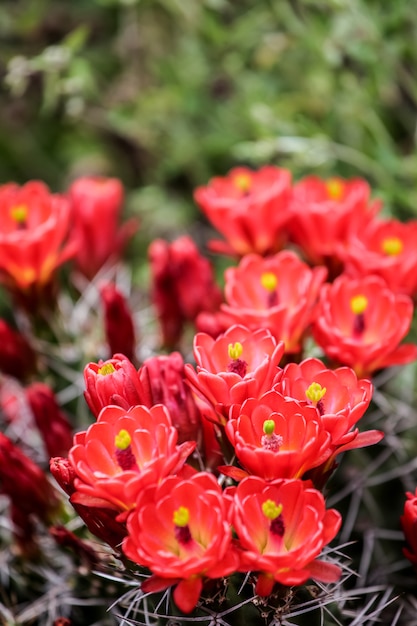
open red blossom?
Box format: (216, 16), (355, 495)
(0, 181), (76, 309)
(123, 472), (240, 614)
(221, 251), (327, 353)
(289, 176), (381, 273)
(185, 325), (284, 421)
(222, 390), (331, 482)
(68, 404), (196, 512)
(83, 354), (143, 417)
(312, 274), (417, 378)
(68, 176), (138, 279)
(227, 476), (341, 595)
(340, 217), (417, 297)
(401, 488), (417, 568)
(194, 166), (293, 257)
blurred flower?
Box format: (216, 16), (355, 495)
(68, 404), (196, 511)
(194, 166), (292, 256)
(148, 236), (222, 348)
(99, 282), (137, 362)
(185, 324), (284, 420)
(83, 353), (143, 417)
(0, 319), (37, 380)
(228, 476), (341, 595)
(312, 274), (417, 378)
(401, 488), (417, 568)
(222, 390), (331, 482)
(0, 181), (75, 310)
(290, 176), (381, 273)
(123, 472), (239, 614)
(221, 251), (327, 353)
(341, 217), (417, 297)
(68, 176), (138, 279)
(26, 382), (73, 457)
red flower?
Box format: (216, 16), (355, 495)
(122, 472), (239, 613)
(223, 390), (331, 481)
(228, 476), (341, 594)
(185, 324), (284, 420)
(148, 236), (222, 348)
(68, 404), (196, 511)
(221, 251), (327, 352)
(69, 176), (138, 279)
(83, 354), (143, 417)
(401, 488), (417, 568)
(290, 176), (380, 271)
(0, 319), (37, 380)
(0, 181), (75, 308)
(194, 166), (292, 256)
(341, 217), (417, 297)
(26, 382), (73, 458)
(312, 274), (417, 378)
(100, 282), (137, 362)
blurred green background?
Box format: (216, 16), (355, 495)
(1, 0), (417, 236)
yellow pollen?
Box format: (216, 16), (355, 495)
(10, 204), (28, 224)
(381, 237), (403, 256)
(228, 341), (243, 360)
(262, 499), (283, 521)
(114, 429), (131, 450)
(234, 173), (252, 193)
(98, 363), (116, 376)
(173, 506), (190, 527)
(326, 178), (344, 200)
(350, 294), (368, 315)
(260, 272), (278, 292)
(263, 419), (275, 436)
(305, 382), (327, 404)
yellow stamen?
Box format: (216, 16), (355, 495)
(98, 363), (116, 375)
(10, 204), (28, 224)
(173, 506), (190, 527)
(350, 295), (368, 315)
(263, 419), (275, 435)
(381, 237), (403, 256)
(234, 173), (252, 193)
(262, 499), (283, 521)
(305, 382), (327, 404)
(326, 178), (344, 200)
(260, 272), (278, 292)
(114, 429), (131, 450)
(228, 341), (243, 360)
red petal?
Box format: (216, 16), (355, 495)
(173, 577), (203, 613)
(308, 559), (342, 583)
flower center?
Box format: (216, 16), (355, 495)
(234, 173), (252, 194)
(98, 363), (116, 375)
(381, 237), (403, 256)
(261, 419), (283, 451)
(326, 178), (344, 201)
(227, 342), (248, 377)
(305, 382), (326, 415)
(173, 506), (192, 544)
(10, 204), (28, 228)
(260, 272), (278, 307)
(114, 429), (137, 470)
(350, 294), (367, 337)
(262, 499), (285, 537)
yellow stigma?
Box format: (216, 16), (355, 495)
(263, 419), (275, 435)
(350, 294), (368, 315)
(262, 499), (283, 521)
(98, 363), (116, 376)
(10, 204), (28, 224)
(234, 173), (252, 193)
(381, 237), (403, 256)
(114, 429), (131, 450)
(228, 341), (243, 360)
(260, 272), (278, 292)
(305, 382), (327, 404)
(326, 178), (343, 201)
(173, 506), (190, 527)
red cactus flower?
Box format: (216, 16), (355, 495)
(68, 176), (138, 279)
(83, 354), (143, 417)
(99, 282), (137, 362)
(312, 274), (417, 378)
(185, 324), (284, 420)
(401, 488), (417, 568)
(194, 166), (293, 256)
(228, 475), (341, 594)
(122, 472), (240, 614)
(26, 382), (73, 458)
(148, 236), (222, 348)
(68, 404), (196, 511)
(341, 217), (417, 297)
(222, 390), (331, 481)
(221, 251), (327, 353)
(289, 176), (381, 272)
